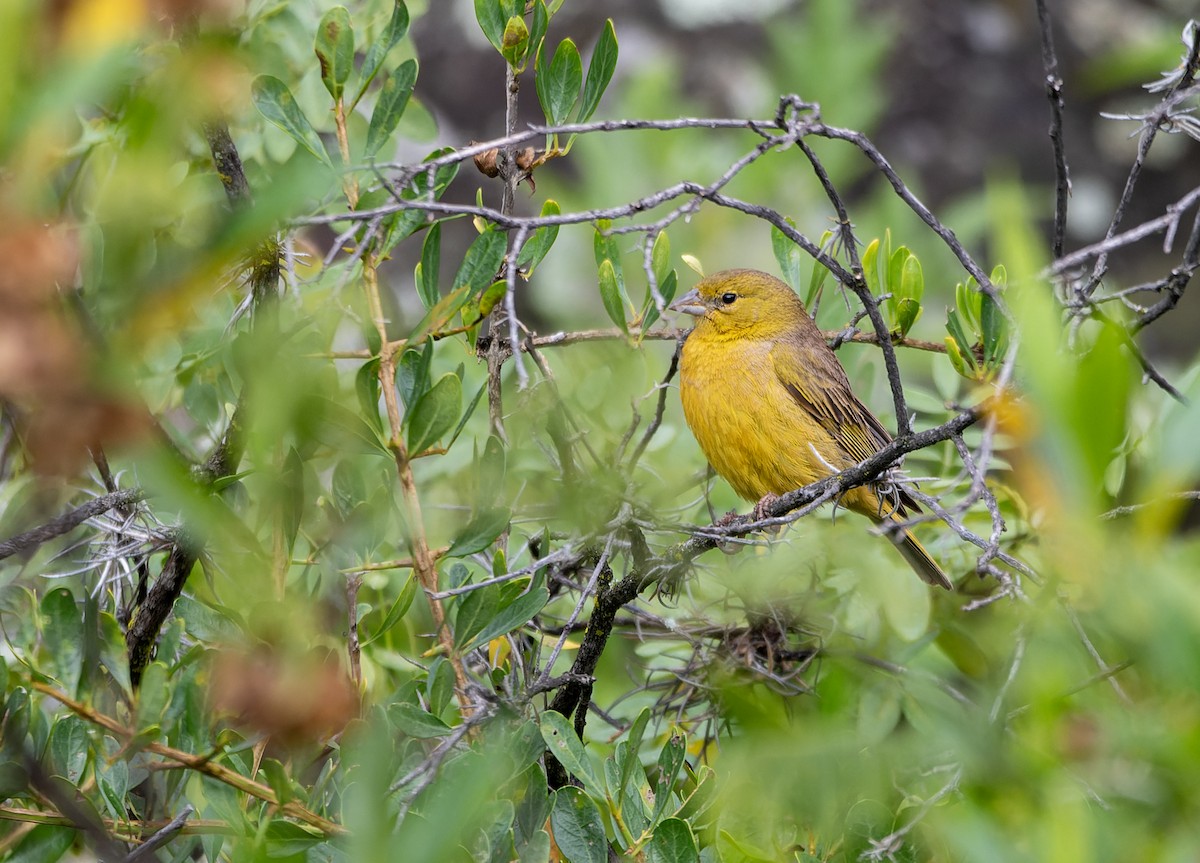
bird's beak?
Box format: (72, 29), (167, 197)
(670, 288), (706, 317)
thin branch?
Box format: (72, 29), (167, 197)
(0, 489), (145, 562)
(1035, 0), (1070, 260)
(31, 682), (345, 836)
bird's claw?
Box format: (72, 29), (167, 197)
(752, 494), (783, 535)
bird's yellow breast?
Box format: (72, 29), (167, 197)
(679, 333), (854, 503)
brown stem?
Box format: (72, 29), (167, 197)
(361, 253), (473, 716)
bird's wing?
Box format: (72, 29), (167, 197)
(771, 338), (921, 514)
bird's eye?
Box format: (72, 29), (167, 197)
(720, 292), (737, 305)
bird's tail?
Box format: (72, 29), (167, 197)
(888, 517), (953, 590)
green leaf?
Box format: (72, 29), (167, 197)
(6, 824), (75, 863)
(651, 231), (671, 285)
(262, 758), (297, 805)
(616, 707), (651, 806)
(577, 20), (617, 122)
(136, 662), (170, 735)
(365, 59), (417, 158)
(501, 15), (530, 67)
(478, 435), (506, 505)
(527, 1), (549, 72)
(645, 818), (699, 863)
(540, 711), (601, 795)
(945, 336), (971, 378)
(390, 703), (452, 738)
(981, 293), (1007, 365)
(453, 228), (507, 298)
(41, 588), (82, 694)
(315, 6), (354, 102)
(314, 397), (390, 456)
(885, 246), (911, 318)
(426, 656), (455, 715)
(396, 343), (433, 410)
(550, 787), (607, 863)
(354, 0), (410, 108)
(898, 252), (923, 301)
(47, 715), (88, 784)
(945, 310), (977, 373)
(460, 584), (549, 654)
(641, 269), (676, 332)
(355, 358), (383, 432)
(516, 199), (561, 274)
(861, 237), (881, 295)
(477, 279), (507, 320)
(447, 507), (510, 558)
(407, 372), (462, 454)
(536, 38), (583, 126)
(418, 221), (442, 308)
(281, 447), (304, 556)
(474, 0), (505, 53)
(894, 297), (921, 338)
(673, 765), (717, 823)
(455, 585), (499, 650)
(252, 75), (331, 166)
(651, 731), (687, 824)
(771, 221), (803, 294)
(362, 576), (416, 645)
(598, 258), (627, 333)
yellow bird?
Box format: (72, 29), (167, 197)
(673, 268), (952, 589)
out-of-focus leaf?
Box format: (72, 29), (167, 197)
(454, 585), (499, 650)
(407, 372), (462, 454)
(577, 19), (617, 123)
(362, 576), (417, 645)
(446, 507), (510, 558)
(356, 358), (383, 432)
(315, 6), (354, 102)
(252, 76), (331, 166)
(353, 0), (411, 107)
(281, 447), (304, 556)
(42, 588), (82, 695)
(616, 707), (651, 805)
(460, 584), (549, 654)
(390, 703), (451, 738)
(772, 221), (803, 294)
(365, 59), (417, 158)
(6, 824), (75, 863)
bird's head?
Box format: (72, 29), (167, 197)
(671, 269), (809, 338)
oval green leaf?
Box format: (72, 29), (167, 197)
(550, 786), (607, 863)
(365, 59), (417, 158)
(315, 6), (354, 102)
(252, 75), (331, 166)
(536, 38), (582, 126)
(407, 372), (462, 454)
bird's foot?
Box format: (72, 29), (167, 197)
(752, 494), (783, 535)
(713, 510), (741, 554)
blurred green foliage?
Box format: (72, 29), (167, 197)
(2, 1), (1200, 862)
